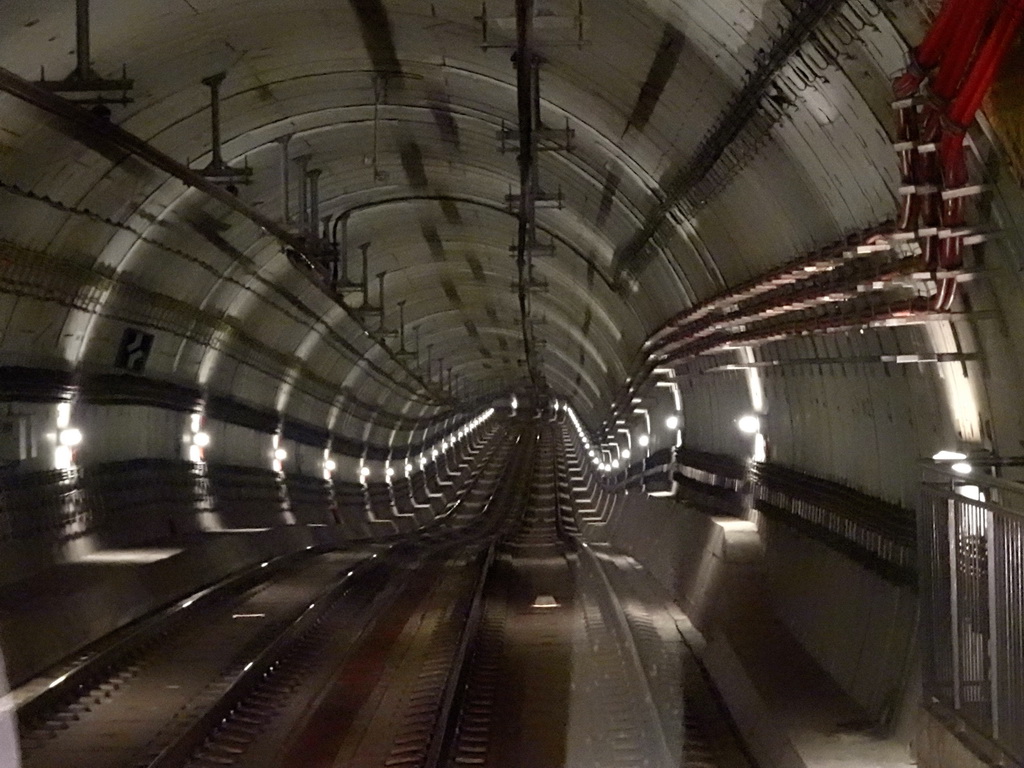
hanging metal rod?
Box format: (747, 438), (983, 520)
(0, 64), (446, 406)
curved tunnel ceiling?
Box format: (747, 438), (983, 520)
(0, 0), (970, 456)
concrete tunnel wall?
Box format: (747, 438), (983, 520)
(0, 0), (1023, 766)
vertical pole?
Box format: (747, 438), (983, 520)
(377, 271), (387, 324)
(201, 73), (226, 167)
(986, 508), (1000, 738)
(360, 243), (370, 305)
(75, 0), (91, 80)
(339, 213), (351, 283)
(277, 135), (291, 224)
(949, 498), (962, 710)
(307, 169), (322, 239)
(398, 301), (407, 351)
(295, 155), (311, 233)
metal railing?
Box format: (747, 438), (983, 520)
(921, 466), (1024, 765)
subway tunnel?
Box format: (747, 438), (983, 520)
(0, 0), (1022, 766)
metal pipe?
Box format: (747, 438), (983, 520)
(331, 211), (354, 285)
(515, 0), (540, 390)
(308, 168), (322, 238)
(377, 271), (387, 325)
(277, 135), (291, 224)
(398, 300), (407, 351)
(201, 72), (226, 168)
(0, 65), (445, 403)
(294, 154), (311, 233)
(360, 243), (371, 303)
(75, 0), (91, 79)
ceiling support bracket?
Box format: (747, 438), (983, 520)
(37, 0), (134, 112)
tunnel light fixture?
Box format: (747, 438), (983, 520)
(48, 674), (69, 690)
(56, 402), (72, 430)
(665, 415), (679, 430)
(189, 444), (203, 463)
(192, 431), (211, 448)
(58, 428), (83, 447)
(932, 450), (968, 462)
(360, 466), (371, 478)
(737, 415), (761, 435)
(952, 462), (973, 475)
(611, 459), (620, 469)
(54, 445), (74, 470)
(405, 462), (414, 474)
(621, 448), (631, 460)
(324, 459), (337, 472)
(274, 447), (288, 461)
(385, 466), (395, 479)
(637, 434), (650, 448)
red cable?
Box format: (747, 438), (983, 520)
(930, 0), (996, 101)
(948, 0), (1024, 127)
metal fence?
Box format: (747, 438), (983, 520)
(921, 467), (1024, 764)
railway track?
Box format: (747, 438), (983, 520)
(14, 423), (520, 768)
(16, 418), (753, 768)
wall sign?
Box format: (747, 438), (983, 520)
(115, 328), (155, 373)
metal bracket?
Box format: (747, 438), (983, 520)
(505, 186), (563, 212)
(498, 118), (575, 153)
(477, 0), (587, 49)
(193, 72), (253, 190)
(37, 0), (133, 111)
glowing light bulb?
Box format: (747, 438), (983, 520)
(737, 415), (760, 435)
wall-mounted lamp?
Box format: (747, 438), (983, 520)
(59, 428), (83, 447)
(737, 415), (760, 435)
